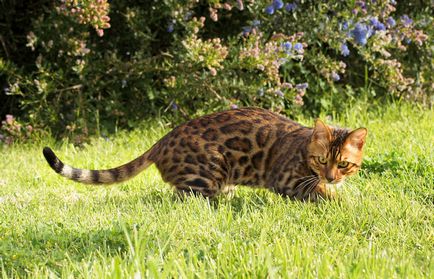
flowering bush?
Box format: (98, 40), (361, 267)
(0, 0), (431, 141)
(0, 115), (34, 145)
(259, 0), (430, 110)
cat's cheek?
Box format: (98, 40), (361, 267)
(309, 160), (320, 173)
(313, 167), (322, 177)
(318, 167), (328, 180)
(335, 173), (344, 182)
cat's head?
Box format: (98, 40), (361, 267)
(307, 119), (367, 184)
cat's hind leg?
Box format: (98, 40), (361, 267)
(173, 176), (222, 198)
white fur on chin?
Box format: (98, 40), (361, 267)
(325, 181), (344, 191)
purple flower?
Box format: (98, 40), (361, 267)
(370, 17), (386, 31)
(401, 15), (413, 26)
(386, 17), (396, 27)
(294, 43), (303, 52)
(184, 11), (193, 21)
(356, 1), (366, 9)
(332, 72), (340, 81)
(390, 0), (396, 5)
(230, 104), (239, 109)
(376, 22), (386, 31)
(351, 23), (372, 45)
(167, 23), (174, 33)
(265, 5), (275, 15)
(342, 21), (350, 30)
(273, 0), (284, 9)
(275, 90), (284, 97)
(171, 102), (178, 111)
(341, 43), (350, 56)
(242, 26), (252, 36)
(252, 20), (261, 26)
(370, 17), (380, 26)
(282, 41), (292, 51)
(295, 83), (308, 90)
(285, 3), (297, 12)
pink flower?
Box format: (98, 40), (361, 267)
(281, 82), (293, 89)
(209, 8), (218, 22)
(237, 0), (244, 11)
(5, 115), (14, 125)
(294, 94), (304, 105)
(223, 3), (233, 10)
(209, 67), (217, 76)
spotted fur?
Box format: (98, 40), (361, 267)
(43, 107), (367, 201)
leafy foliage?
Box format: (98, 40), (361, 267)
(0, 0), (432, 141)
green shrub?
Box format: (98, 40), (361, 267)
(0, 0), (432, 141)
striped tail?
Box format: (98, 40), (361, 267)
(42, 147), (153, 184)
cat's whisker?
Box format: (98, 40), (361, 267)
(299, 174), (317, 180)
(304, 175), (320, 189)
(296, 179), (318, 199)
(295, 180), (311, 190)
(299, 179), (320, 200)
(295, 176), (318, 191)
(307, 179), (320, 194)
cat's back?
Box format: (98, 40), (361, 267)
(150, 107), (306, 160)
(168, 107), (302, 141)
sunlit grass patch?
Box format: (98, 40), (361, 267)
(0, 103), (433, 278)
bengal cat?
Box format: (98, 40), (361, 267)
(43, 107), (367, 201)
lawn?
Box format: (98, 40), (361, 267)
(0, 103), (433, 278)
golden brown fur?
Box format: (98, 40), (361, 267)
(43, 107), (367, 201)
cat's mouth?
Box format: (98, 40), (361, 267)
(325, 181), (344, 190)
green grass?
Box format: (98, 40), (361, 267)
(0, 103), (433, 278)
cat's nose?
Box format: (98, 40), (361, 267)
(325, 173), (335, 183)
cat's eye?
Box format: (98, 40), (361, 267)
(337, 161), (349, 168)
(318, 156), (327, 164)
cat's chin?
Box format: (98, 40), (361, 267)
(325, 181), (344, 191)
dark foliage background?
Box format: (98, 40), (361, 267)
(0, 0), (432, 143)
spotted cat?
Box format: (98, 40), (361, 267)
(43, 107), (367, 201)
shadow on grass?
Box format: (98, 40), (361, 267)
(215, 190), (273, 212)
(1, 226), (128, 277)
(0, 189), (177, 276)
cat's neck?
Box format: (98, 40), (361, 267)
(269, 127), (313, 172)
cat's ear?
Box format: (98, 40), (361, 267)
(344, 128), (367, 150)
(311, 119), (331, 142)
